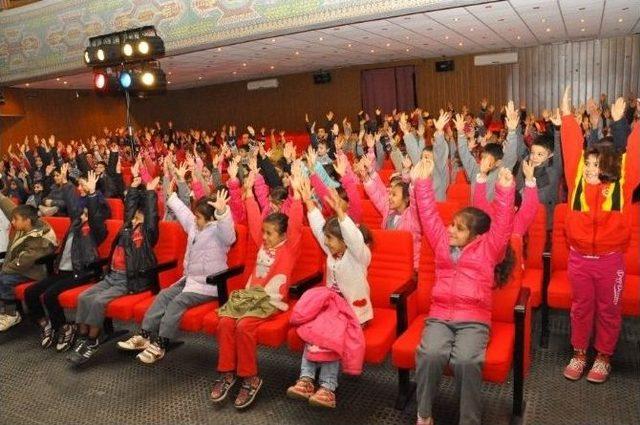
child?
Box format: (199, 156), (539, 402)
(67, 175), (160, 365)
(358, 155), (422, 270)
(455, 101), (519, 202)
(118, 189), (235, 364)
(25, 180), (45, 209)
(286, 184), (371, 408)
(559, 89), (639, 383)
(24, 171), (109, 350)
(412, 158), (516, 425)
(210, 168), (303, 409)
(0, 196), (57, 331)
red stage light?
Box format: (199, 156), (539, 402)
(94, 73), (106, 89)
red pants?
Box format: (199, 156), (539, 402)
(217, 316), (266, 378)
(568, 250), (625, 355)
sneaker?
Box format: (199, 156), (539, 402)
(210, 373), (237, 404)
(286, 378), (315, 400)
(308, 386), (336, 409)
(56, 323), (77, 352)
(563, 355), (587, 381)
(136, 343), (165, 364)
(586, 359), (611, 383)
(40, 321), (55, 349)
(0, 312), (21, 331)
(234, 376), (263, 409)
(67, 339), (99, 366)
(117, 334), (151, 351)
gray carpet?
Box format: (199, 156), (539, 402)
(0, 311), (638, 425)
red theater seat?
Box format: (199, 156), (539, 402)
(390, 234), (530, 421)
(361, 199), (383, 229)
(521, 206), (547, 308)
(288, 229), (414, 364)
(447, 183), (471, 205)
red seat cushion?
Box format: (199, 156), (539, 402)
(201, 309), (292, 348)
(58, 284), (93, 309)
(522, 267), (543, 308)
(106, 292), (152, 321)
(549, 270), (640, 316)
(132, 297), (154, 323)
(14, 281), (34, 301)
(391, 314), (514, 383)
(287, 306), (397, 365)
(180, 301), (218, 332)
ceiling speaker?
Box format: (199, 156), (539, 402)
(313, 70), (331, 84)
(435, 60), (454, 72)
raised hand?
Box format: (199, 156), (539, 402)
(522, 159), (535, 182)
(479, 154), (493, 175)
(434, 110), (451, 133)
(364, 133), (375, 149)
(146, 176), (160, 191)
(305, 146), (317, 171)
(130, 176), (142, 188)
(86, 170), (98, 194)
(505, 101), (519, 131)
(326, 111), (334, 121)
(227, 159), (239, 180)
(298, 178), (314, 205)
(560, 86), (571, 116)
(402, 155), (412, 170)
(247, 126), (255, 137)
(610, 97), (626, 122)
(208, 189), (230, 214)
(451, 113), (465, 134)
(324, 188), (347, 220)
(550, 108), (562, 127)
(334, 154), (348, 177)
(497, 167), (514, 187)
(243, 170), (257, 194)
(175, 162), (188, 181)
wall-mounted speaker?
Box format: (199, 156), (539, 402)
(435, 60), (454, 72)
(313, 70), (332, 84)
(0, 88), (5, 105)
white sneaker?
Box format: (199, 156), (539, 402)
(117, 334), (150, 351)
(136, 343), (165, 364)
(0, 312), (21, 331)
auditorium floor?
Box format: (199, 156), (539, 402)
(1, 312), (638, 425)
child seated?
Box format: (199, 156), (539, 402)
(286, 184), (372, 408)
(0, 196), (57, 331)
(67, 176), (160, 365)
(209, 168), (303, 410)
(118, 189), (235, 364)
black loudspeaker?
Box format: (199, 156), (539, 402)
(435, 60), (454, 72)
(313, 71), (331, 84)
(0, 88), (5, 105)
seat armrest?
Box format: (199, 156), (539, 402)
(389, 276), (417, 336)
(512, 286), (531, 417)
(148, 259), (178, 294)
(36, 252), (58, 275)
(288, 271), (324, 299)
(205, 264), (246, 306)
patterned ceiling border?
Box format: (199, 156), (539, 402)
(0, 0), (490, 84)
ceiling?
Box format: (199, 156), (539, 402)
(17, 0), (640, 91)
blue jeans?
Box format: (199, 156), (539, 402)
(299, 345), (341, 391)
(0, 272), (29, 303)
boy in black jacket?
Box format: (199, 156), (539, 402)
(67, 175), (159, 365)
(24, 171), (110, 351)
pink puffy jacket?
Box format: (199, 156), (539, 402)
(290, 287), (366, 375)
(414, 177), (515, 326)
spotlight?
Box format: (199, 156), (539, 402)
(138, 41), (150, 55)
(141, 71), (155, 86)
(84, 51), (90, 64)
(123, 43), (133, 57)
(94, 73), (106, 89)
(97, 48), (105, 61)
(119, 71), (132, 89)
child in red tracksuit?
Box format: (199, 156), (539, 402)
(210, 169), (303, 409)
(560, 90), (639, 383)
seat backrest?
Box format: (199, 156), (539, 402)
(368, 229), (413, 309)
(447, 183), (471, 205)
(524, 206), (547, 270)
(97, 219), (124, 259)
(106, 198), (124, 220)
(226, 224), (249, 292)
(361, 199), (383, 229)
(291, 227), (324, 283)
(154, 221), (187, 288)
(378, 168), (395, 186)
(624, 204), (639, 276)
(436, 201), (461, 224)
(454, 169), (469, 184)
(42, 216), (71, 244)
(551, 204), (570, 272)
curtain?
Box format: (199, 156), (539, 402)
(361, 66), (416, 116)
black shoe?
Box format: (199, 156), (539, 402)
(67, 339), (99, 366)
(40, 321), (55, 349)
(56, 323), (76, 352)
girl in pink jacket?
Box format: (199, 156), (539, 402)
(412, 158), (516, 425)
(286, 183), (372, 409)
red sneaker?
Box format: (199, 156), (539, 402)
(586, 359), (611, 383)
(563, 356), (587, 381)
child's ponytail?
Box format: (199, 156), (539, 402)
(494, 244), (516, 288)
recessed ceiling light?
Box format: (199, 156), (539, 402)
(546, 28), (551, 32)
(270, 65), (275, 70)
(370, 49), (375, 53)
(25, 83), (30, 87)
(618, 18), (623, 23)
(318, 37), (323, 41)
(541, 18), (546, 23)
(217, 47), (222, 52)
(168, 71), (172, 76)
(385, 43), (390, 47)
(580, 19), (585, 23)
(347, 43), (352, 47)
(63, 81), (68, 85)
(405, 48), (410, 52)
(405, 36), (410, 40)
(517, 35), (521, 40)
(198, 76), (202, 80)
(295, 51), (299, 55)
(232, 71), (237, 75)
(445, 35), (449, 39)
(56, 77), (60, 81)
(454, 18), (459, 22)
(581, 28), (585, 32)
(470, 27), (474, 32)
(458, 42), (463, 46)
(271, 38), (276, 43)
(242, 63), (247, 67)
